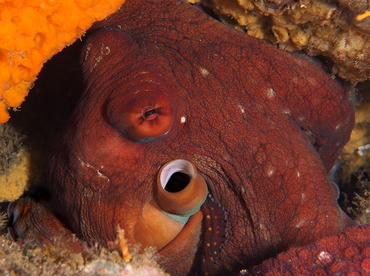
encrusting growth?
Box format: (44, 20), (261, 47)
(0, 0), (125, 123)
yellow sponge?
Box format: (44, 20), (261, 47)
(0, 0), (125, 123)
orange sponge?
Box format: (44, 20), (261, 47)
(0, 0), (125, 123)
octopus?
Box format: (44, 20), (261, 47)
(7, 0), (370, 275)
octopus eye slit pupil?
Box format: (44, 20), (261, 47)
(143, 108), (157, 119)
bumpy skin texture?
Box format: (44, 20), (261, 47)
(9, 0), (357, 275)
(243, 224), (370, 275)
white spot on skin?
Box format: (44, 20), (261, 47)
(258, 223), (271, 242)
(180, 116), (186, 123)
(318, 251), (333, 263)
(85, 43), (111, 72)
(298, 116), (305, 121)
(92, 53), (104, 69)
(266, 88), (275, 99)
(282, 109), (291, 115)
(96, 168), (109, 181)
(84, 43), (93, 61)
(199, 67), (210, 77)
(101, 46), (110, 55)
(335, 124), (341, 130)
(295, 220), (306, 228)
(301, 193), (306, 201)
(78, 157), (110, 182)
(138, 71), (149, 75)
(237, 104), (245, 114)
(297, 171), (301, 177)
(266, 166), (275, 177)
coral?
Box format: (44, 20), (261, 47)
(0, 232), (169, 276)
(198, 0), (370, 82)
(0, 123), (31, 201)
(0, 149), (31, 201)
(0, 123), (24, 174)
(0, 0), (126, 123)
(0, 212), (6, 230)
(339, 82), (370, 224)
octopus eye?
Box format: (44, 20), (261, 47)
(106, 83), (173, 142)
(142, 106), (158, 120)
